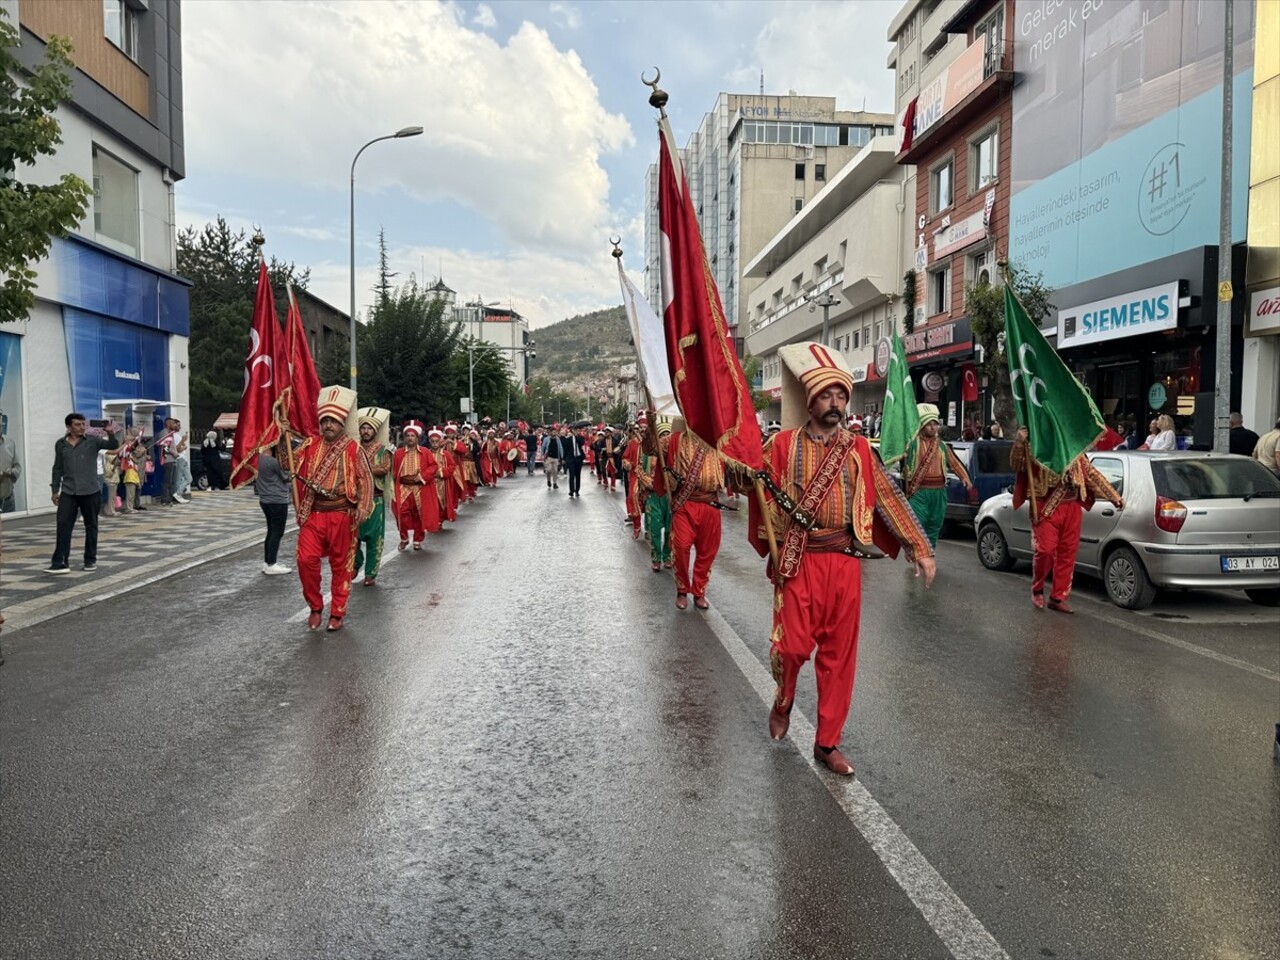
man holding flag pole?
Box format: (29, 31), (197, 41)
(1004, 285), (1124, 613)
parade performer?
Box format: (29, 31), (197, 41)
(635, 420), (673, 572)
(750, 343), (935, 776)
(623, 423), (644, 539)
(480, 430), (499, 487)
(393, 421), (440, 550)
(443, 425), (469, 506)
(666, 419), (725, 610)
(428, 429), (458, 523)
(292, 386), (375, 632)
(454, 428), (480, 501)
(902, 403), (973, 549)
(1012, 427), (1123, 613)
(353, 407), (392, 586)
(498, 432), (513, 477)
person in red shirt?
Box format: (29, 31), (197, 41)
(393, 421), (440, 550)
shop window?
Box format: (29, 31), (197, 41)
(92, 146), (140, 258)
(929, 265), (950, 315)
(930, 159), (953, 213)
(971, 127), (998, 189)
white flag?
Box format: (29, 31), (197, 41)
(617, 261), (679, 416)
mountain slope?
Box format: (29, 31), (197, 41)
(527, 305), (634, 391)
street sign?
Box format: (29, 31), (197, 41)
(1218, 280), (1233, 302)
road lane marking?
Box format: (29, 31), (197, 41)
(936, 541), (1280, 683)
(286, 539), (403, 623)
(699, 603), (1011, 960)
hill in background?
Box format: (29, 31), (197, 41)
(528, 305), (634, 392)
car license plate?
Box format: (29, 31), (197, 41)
(1220, 555), (1280, 572)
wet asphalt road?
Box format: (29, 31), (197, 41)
(1, 472), (1277, 960)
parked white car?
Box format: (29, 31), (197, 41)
(974, 451), (1280, 610)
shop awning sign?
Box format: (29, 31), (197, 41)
(933, 210), (987, 259)
(1249, 287), (1280, 336)
(1057, 282), (1180, 349)
(904, 317), (973, 366)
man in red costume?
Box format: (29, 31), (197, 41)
(666, 420), (726, 610)
(428, 428), (458, 523)
(393, 421), (440, 550)
(1012, 427), (1123, 613)
(479, 429), (498, 487)
(623, 420), (644, 540)
(750, 342), (935, 776)
(293, 385), (375, 632)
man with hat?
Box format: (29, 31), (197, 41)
(666, 418), (726, 610)
(750, 342), (936, 776)
(427, 428), (458, 523)
(451, 426), (479, 502)
(353, 407), (392, 587)
(293, 386), (375, 631)
(622, 421), (645, 539)
(393, 421), (440, 550)
(635, 420), (673, 572)
(902, 403), (973, 549)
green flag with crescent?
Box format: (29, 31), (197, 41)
(878, 326), (918, 466)
(1003, 284), (1104, 474)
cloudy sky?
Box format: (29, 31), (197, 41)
(179, 0), (898, 329)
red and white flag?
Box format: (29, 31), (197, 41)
(230, 260), (285, 488)
(656, 117), (762, 472)
(284, 283), (320, 438)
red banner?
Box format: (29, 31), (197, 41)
(656, 124), (762, 471)
(230, 260), (284, 487)
(960, 362), (979, 402)
(285, 284), (320, 437)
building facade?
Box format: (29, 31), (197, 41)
(644, 93), (894, 336)
(431, 279), (533, 393)
(4, 0), (188, 515)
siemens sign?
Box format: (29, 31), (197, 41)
(1057, 282), (1181, 349)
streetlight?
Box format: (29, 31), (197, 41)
(804, 290), (840, 347)
(349, 125), (423, 392)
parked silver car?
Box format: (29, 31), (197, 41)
(974, 451), (1280, 610)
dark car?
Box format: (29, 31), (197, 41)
(944, 440), (1014, 526)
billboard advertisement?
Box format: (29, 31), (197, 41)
(1010, 0), (1255, 290)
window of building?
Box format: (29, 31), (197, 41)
(928, 264), (951, 315)
(772, 289), (783, 309)
(853, 329), (861, 350)
(790, 274), (804, 297)
(813, 256), (827, 280)
(794, 197), (803, 213)
(815, 164), (826, 182)
(838, 241), (847, 265)
(863, 323), (871, 345)
(92, 146), (140, 257)
(969, 248), (995, 286)
(103, 0), (140, 61)
(795, 162), (805, 180)
(976, 6), (1004, 77)
(930, 159), (953, 212)
(971, 127), (998, 189)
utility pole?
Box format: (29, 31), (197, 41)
(1214, 1), (1234, 453)
(805, 291), (840, 347)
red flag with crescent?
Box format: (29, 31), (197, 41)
(230, 260), (285, 488)
(961, 362), (979, 402)
(284, 283), (321, 438)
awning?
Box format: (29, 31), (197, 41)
(213, 412), (239, 431)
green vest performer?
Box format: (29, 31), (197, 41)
(635, 420), (673, 572)
(902, 403), (973, 549)
(354, 407), (393, 585)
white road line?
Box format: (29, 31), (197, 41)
(286, 539), (404, 623)
(935, 541), (1280, 683)
(699, 603), (1011, 960)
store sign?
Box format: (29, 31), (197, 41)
(904, 317), (973, 366)
(768, 386), (783, 400)
(875, 337), (892, 377)
(933, 211), (987, 259)
(1249, 286), (1280, 335)
(897, 36), (987, 149)
(851, 366), (868, 384)
(1057, 282), (1180, 349)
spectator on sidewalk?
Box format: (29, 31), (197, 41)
(173, 420), (194, 498)
(98, 447), (121, 517)
(202, 430), (229, 490)
(1253, 418), (1280, 477)
(1229, 413), (1260, 458)
(156, 418), (188, 505)
(0, 415), (20, 513)
(119, 428), (149, 512)
(255, 446), (292, 575)
(48, 412), (118, 574)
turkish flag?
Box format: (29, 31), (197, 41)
(656, 122), (762, 472)
(961, 363), (980, 403)
(230, 260), (285, 488)
(284, 283), (320, 438)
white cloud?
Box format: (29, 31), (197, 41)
(548, 2), (582, 30)
(182, 0), (632, 256)
(473, 3), (496, 28)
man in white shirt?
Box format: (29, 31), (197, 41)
(157, 418), (189, 505)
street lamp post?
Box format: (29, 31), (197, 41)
(804, 291), (840, 347)
(349, 125), (423, 392)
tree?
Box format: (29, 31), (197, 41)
(964, 262), (1055, 438)
(740, 354), (773, 413)
(604, 400), (631, 425)
(0, 11), (92, 325)
(317, 332), (349, 387)
(359, 277), (462, 423)
(178, 217), (309, 429)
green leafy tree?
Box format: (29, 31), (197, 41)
(317, 332), (349, 387)
(444, 338), (517, 423)
(178, 217), (309, 429)
(964, 262), (1055, 438)
(359, 275), (462, 423)
(740, 354), (773, 413)
(604, 400), (631, 425)
(0, 12), (92, 324)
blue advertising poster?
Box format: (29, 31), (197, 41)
(0, 331), (26, 513)
(1010, 0), (1255, 290)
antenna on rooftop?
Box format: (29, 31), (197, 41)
(759, 70), (764, 95)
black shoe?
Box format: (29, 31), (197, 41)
(554, 483), (559, 488)
(83, 563), (97, 572)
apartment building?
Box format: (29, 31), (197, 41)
(3, 0), (187, 515)
(644, 93), (893, 336)
(433, 279), (533, 385)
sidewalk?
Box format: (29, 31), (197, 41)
(1, 488), (281, 635)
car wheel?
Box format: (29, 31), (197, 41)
(977, 522), (1015, 571)
(1104, 546), (1157, 610)
(1244, 588), (1280, 607)
(195, 475), (210, 491)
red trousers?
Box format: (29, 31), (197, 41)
(1031, 499), (1082, 602)
(297, 510), (356, 617)
(770, 552), (863, 748)
(672, 500), (721, 597)
(397, 491), (440, 542)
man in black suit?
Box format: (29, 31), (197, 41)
(561, 426), (585, 497)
